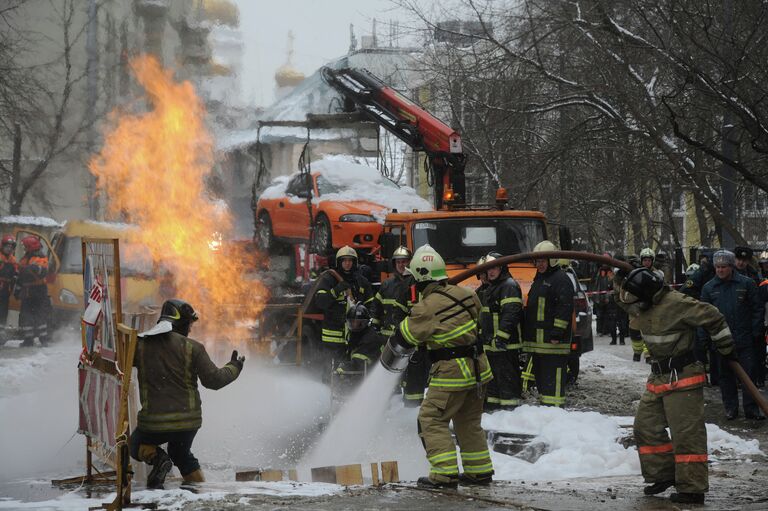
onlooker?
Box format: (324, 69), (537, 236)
(701, 250), (764, 421)
(734, 246), (765, 387)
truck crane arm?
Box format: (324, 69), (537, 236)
(321, 67), (466, 210)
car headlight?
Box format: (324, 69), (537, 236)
(339, 214), (376, 222)
(59, 289), (79, 305)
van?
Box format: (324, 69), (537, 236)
(10, 220), (161, 329)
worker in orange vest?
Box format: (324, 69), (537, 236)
(0, 235), (18, 343)
(17, 236), (50, 347)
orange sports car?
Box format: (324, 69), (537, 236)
(254, 159), (431, 257)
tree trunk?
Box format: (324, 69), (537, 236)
(10, 123), (22, 215)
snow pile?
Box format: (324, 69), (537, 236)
(0, 215), (61, 228)
(258, 155), (432, 222)
(483, 405), (640, 480)
(707, 423), (763, 459)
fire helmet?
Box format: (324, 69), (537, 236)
(759, 251), (768, 264)
(336, 245), (358, 266)
(639, 247), (655, 262)
(532, 240), (558, 267)
(21, 235), (41, 252)
(1, 235), (15, 247)
(475, 255), (487, 280)
(621, 267), (664, 305)
(159, 298), (199, 336)
(408, 244), (448, 283)
(685, 263), (700, 276)
(345, 302), (370, 332)
(391, 246), (412, 260)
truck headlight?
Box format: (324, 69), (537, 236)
(59, 289), (79, 305)
(339, 214), (375, 222)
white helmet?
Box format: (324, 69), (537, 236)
(532, 240), (558, 267)
(639, 247), (655, 262)
(408, 244), (448, 283)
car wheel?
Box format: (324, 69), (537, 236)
(310, 215), (333, 255)
(255, 212), (274, 252)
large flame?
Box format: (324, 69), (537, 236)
(89, 55), (268, 341)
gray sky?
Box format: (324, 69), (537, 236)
(234, 0), (415, 108)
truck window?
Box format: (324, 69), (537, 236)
(412, 218), (545, 264)
(60, 236), (154, 277)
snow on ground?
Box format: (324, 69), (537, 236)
(258, 154), (432, 220)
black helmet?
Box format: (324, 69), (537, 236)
(159, 298), (199, 336)
(345, 302), (370, 332)
(622, 268), (664, 305)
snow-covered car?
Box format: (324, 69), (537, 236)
(254, 156), (431, 257)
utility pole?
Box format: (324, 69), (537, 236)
(86, 0), (99, 219)
(720, 0), (737, 248)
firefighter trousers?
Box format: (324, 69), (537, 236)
(634, 385), (708, 494)
(402, 346), (429, 406)
(485, 350), (521, 409)
(417, 384), (493, 483)
(20, 292), (49, 346)
(532, 353), (568, 406)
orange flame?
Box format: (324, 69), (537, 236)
(89, 55), (268, 340)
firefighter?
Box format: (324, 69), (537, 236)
(479, 252), (523, 411)
(0, 235), (18, 343)
(387, 244), (493, 488)
(522, 241), (574, 407)
(314, 246), (373, 373)
(629, 248), (662, 362)
(370, 246), (425, 406)
(615, 267), (736, 505)
(336, 302), (384, 374)
(130, 299), (244, 488)
(17, 236), (50, 347)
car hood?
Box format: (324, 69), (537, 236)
(317, 199), (389, 222)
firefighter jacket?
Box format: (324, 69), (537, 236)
(399, 281), (492, 392)
(348, 326), (385, 364)
(479, 269), (523, 351)
(701, 272), (763, 348)
(134, 330), (241, 432)
(0, 252), (17, 292)
(18, 251), (48, 300)
(616, 285), (734, 395)
(523, 266), (574, 355)
(370, 272), (413, 337)
(314, 269), (373, 345)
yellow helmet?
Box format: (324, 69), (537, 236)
(558, 258), (570, 268)
(532, 240), (558, 267)
(391, 246), (412, 260)
(336, 245), (357, 265)
(408, 244), (448, 283)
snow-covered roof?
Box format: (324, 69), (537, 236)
(258, 155), (432, 222)
(0, 215), (62, 228)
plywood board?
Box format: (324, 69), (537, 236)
(380, 461), (399, 483)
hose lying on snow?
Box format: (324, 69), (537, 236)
(449, 249), (768, 418)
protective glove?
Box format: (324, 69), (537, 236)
(230, 350), (245, 371)
(333, 281), (351, 295)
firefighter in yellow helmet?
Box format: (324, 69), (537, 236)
(383, 244), (493, 488)
(313, 246), (373, 375)
(522, 241), (575, 406)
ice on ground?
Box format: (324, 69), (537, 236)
(707, 423), (763, 458)
(257, 155), (432, 221)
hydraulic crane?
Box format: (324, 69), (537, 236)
(321, 67), (466, 210)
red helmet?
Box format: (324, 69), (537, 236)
(1, 235), (15, 246)
(21, 235), (41, 252)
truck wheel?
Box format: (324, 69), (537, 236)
(255, 212), (274, 252)
(310, 215), (332, 255)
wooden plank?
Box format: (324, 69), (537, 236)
(288, 469), (298, 481)
(380, 461), (399, 483)
(370, 463), (380, 486)
(310, 466), (337, 484)
(261, 469), (283, 482)
(335, 464), (363, 486)
(235, 470), (261, 482)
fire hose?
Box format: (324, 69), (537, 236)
(449, 250), (768, 418)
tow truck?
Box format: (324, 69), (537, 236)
(253, 67), (592, 367)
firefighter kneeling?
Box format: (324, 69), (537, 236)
(381, 244), (493, 489)
(615, 268), (736, 505)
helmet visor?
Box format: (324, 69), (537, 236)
(347, 318), (369, 332)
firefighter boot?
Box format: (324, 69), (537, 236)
(138, 444), (173, 489)
(633, 353), (641, 362)
(182, 469), (205, 484)
(417, 476), (458, 490)
(643, 480), (675, 495)
(459, 472), (493, 486)
(670, 492), (705, 504)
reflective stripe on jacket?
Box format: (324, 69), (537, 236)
(314, 270), (373, 344)
(479, 270), (523, 351)
(370, 273), (413, 336)
(399, 282), (492, 391)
